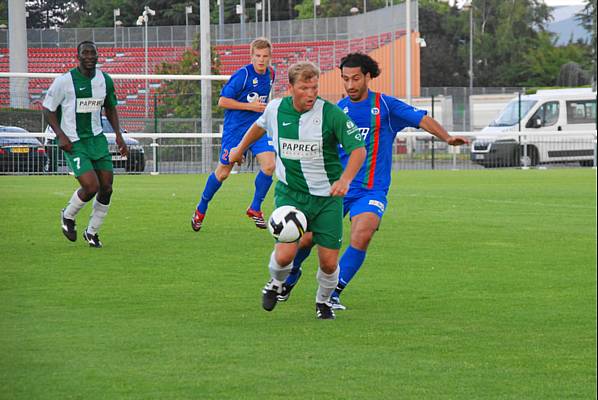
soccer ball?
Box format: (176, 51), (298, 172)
(268, 206), (308, 243)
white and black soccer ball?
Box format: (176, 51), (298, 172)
(268, 206), (308, 243)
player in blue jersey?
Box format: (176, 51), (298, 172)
(279, 53), (469, 309)
(191, 37), (276, 231)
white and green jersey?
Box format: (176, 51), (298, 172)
(43, 68), (117, 142)
(256, 96), (364, 196)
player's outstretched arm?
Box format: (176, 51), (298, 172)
(330, 147), (366, 197)
(229, 123), (267, 165)
(218, 96), (266, 113)
(419, 115), (469, 146)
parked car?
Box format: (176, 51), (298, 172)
(44, 118), (145, 173)
(0, 126), (47, 173)
(101, 118), (146, 173)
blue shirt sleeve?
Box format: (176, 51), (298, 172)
(220, 67), (248, 99)
(383, 94), (427, 132)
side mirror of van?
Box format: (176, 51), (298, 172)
(527, 116), (542, 129)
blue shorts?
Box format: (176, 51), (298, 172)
(220, 133), (274, 165)
(343, 188), (388, 220)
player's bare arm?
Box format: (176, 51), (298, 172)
(228, 123), (267, 165)
(419, 115), (469, 145)
(218, 96), (267, 113)
(43, 107), (73, 153)
(330, 147), (366, 197)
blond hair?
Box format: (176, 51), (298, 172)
(288, 61), (320, 85)
(250, 37), (272, 54)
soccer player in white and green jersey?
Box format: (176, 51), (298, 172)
(43, 41), (128, 248)
(229, 62), (366, 320)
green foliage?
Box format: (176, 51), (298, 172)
(518, 32), (590, 86)
(154, 40), (223, 120)
(0, 1), (7, 26)
(419, 0), (594, 87)
(419, 0), (468, 86)
(294, 0), (387, 19)
(26, 0), (80, 29)
(1, 170), (596, 398)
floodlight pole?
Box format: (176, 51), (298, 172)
(313, 0), (320, 40)
(469, 3), (474, 91)
(137, 6), (154, 120)
(185, 5), (192, 48)
(406, 0), (411, 104)
(200, 0), (213, 172)
(144, 13), (149, 119)
(256, 2), (261, 37)
(113, 8), (120, 48)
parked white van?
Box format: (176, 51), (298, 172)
(470, 88), (597, 167)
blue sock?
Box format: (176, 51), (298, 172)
(285, 246), (312, 286)
(197, 173), (222, 214)
(333, 245), (367, 298)
(250, 170), (273, 211)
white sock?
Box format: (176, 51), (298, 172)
(63, 190), (87, 220)
(268, 251), (292, 286)
(87, 199), (110, 235)
(316, 267), (339, 304)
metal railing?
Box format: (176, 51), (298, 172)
(0, 3), (415, 48)
(1, 131), (596, 176)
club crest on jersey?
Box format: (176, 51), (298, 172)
(252, 77), (259, 86)
(343, 106), (349, 113)
(313, 117), (321, 126)
(371, 107), (380, 115)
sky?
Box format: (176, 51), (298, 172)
(541, 0), (586, 6)
(450, 0), (587, 8)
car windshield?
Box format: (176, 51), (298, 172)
(0, 137), (41, 145)
(102, 118), (115, 133)
(489, 100), (537, 127)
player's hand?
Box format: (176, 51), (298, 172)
(248, 101), (267, 113)
(447, 136), (469, 146)
(58, 136), (73, 153)
(330, 178), (350, 197)
(116, 135), (129, 157)
(228, 147), (245, 165)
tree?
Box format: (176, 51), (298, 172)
(154, 40), (223, 121)
(472, 0), (552, 86)
(26, 0), (81, 29)
(294, 0), (386, 19)
(419, 0), (469, 86)
(557, 62), (591, 86)
(0, 1), (7, 26)
(576, 0), (596, 88)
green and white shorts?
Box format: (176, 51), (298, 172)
(63, 134), (113, 177)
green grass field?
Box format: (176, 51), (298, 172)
(1, 169), (596, 399)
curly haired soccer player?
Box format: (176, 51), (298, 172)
(279, 53), (469, 309)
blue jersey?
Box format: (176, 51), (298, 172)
(220, 64), (275, 139)
(338, 90), (427, 192)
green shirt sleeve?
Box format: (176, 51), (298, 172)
(324, 101), (364, 154)
(102, 72), (118, 108)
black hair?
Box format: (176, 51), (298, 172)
(339, 52), (380, 78)
(77, 40), (97, 55)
